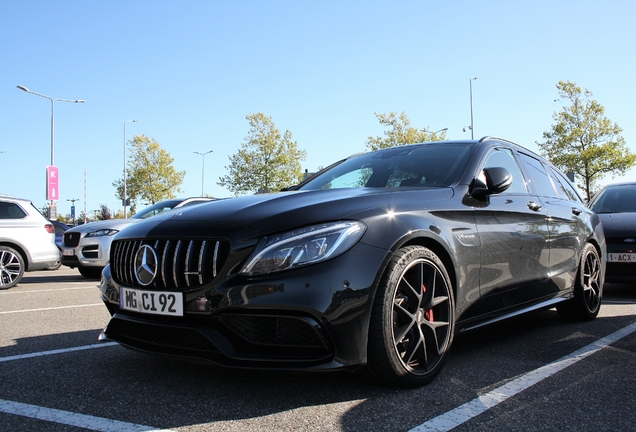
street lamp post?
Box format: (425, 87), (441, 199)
(469, 77), (477, 139)
(123, 120), (137, 218)
(17, 86), (84, 217)
(17, 86), (85, 169)
(193, 150), (213, 197)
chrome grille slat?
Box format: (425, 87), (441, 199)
(213, 241), (219, 277)
(111, 237), (227, 291)
(185, 241), (193, 287)
(173, 240), (182, 288)
(161, 240), (170, 289)
(197, 241), (207, 285)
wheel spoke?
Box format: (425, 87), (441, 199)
(393, 300), (417, 343)
(402, 327), (426, 366)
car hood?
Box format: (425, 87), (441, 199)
(119, 187), (455, 240)
(597, 213), (636, 238)
(66, 218), (139, 234)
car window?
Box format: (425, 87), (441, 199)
(0, 201), (27, 219)
(589, 184), (636, 213)
(518, 153), (559, 198)
(299, 143), (474, 191)
(547, 167), (582, 202)
(480, 148), (528, 194)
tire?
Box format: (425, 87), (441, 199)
(556, 243), (602, 321)
(366, 245), (455, 387)
(78, 266), (103, 279)
(0, 246), (25, 289)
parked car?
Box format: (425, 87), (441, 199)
(588, 182), (636, 283)
(0, 195), (59, 289)
(48, 220), (70, 270)
(61, 198), (213, 279)
(98, 137), (605, 388)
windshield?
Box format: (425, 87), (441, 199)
(131, 199), (182, 220)
(298, 143), (474, 191)
(589, 184), (636, 213)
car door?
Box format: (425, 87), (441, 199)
(517, 153), (588, 291)
(472, 148), (551, 314)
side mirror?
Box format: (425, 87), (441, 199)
(471, 167), (512, 197)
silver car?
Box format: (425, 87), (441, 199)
(0, 195), (59, 289)
(61, 198), (213, 278)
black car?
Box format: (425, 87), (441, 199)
(98, 137), (605, 387)
(588, 182), (636, 283)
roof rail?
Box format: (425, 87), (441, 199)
(478, 136), (541, 156)
(478, 136), (516, 145)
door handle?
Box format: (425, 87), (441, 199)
(572, 207), (582, 215)
(527, 201), (542, 211)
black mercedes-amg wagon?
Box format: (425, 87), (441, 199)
(98, 136), (605, 387)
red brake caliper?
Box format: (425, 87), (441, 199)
(423, 283), (434, 321)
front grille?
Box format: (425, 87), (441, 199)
(606, 262), (636, 279)
(64, 231), (81, 247)
(606, 237), (636, 246)
(111, 238), (229, 290)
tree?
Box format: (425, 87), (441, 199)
(97, 204), (112, 220)
(113, 135), (185, 205)
(538, 81), (635, 200)
(365, 112), (448, 151)
(218, 113), (307, 195)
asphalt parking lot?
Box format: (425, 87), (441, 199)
(1, 267), (635, 432)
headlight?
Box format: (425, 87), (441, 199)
(241, 221), (366, 276)
(85, 229), (119, 238)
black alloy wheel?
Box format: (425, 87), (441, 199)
(366, 245), (455, 387)
(0, 246), (25, 289)
(557, 243), (602, 321)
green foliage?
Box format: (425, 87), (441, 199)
(97, 204), (112, 220)
(113, 135), (185, 205)
(218, 113), (307, 196)
(365, 112), (448, 151)
(538, 81), (635, 199)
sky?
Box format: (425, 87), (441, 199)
(2, 1), (636, 218)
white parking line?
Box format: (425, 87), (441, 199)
(0, 286), (98, 294)
(0, 342), (174, 431)
(409, 321), (636, 432)
(0, 303), (103, 314)
(0, 398), (175, 432)
(0, 342), (118, 363)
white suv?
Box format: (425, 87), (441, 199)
(0, 195), (59, 289)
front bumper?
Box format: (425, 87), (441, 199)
(98, 242), (391, 370)
(61, 236), (112, 268)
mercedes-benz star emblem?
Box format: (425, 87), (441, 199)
(134, 245), (158, 286)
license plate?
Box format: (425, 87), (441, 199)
(62, 249), (75, 256)
(607, 253), (636, 263)
(119, 287), (184, 316)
